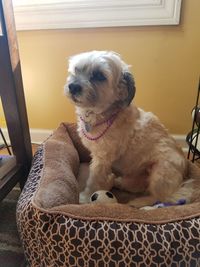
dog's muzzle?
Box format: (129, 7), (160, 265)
(68, 83), (82, 95)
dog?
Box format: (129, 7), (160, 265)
(64, 50), (200, 208)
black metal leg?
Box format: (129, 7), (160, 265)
(187, 78), (200, 162)
(0, 127), (12, 154)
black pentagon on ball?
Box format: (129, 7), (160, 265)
(91, 193), (99, 202)
(106, 192), (114, 198)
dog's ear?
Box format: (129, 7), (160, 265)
(118, 71), (136, 107)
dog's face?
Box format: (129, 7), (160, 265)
(64, 51), (135, 113)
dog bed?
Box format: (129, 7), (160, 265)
(16, 123), (200, 267)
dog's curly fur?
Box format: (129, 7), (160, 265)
(64, 50), (200, 208)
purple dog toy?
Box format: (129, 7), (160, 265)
(153, 199), (186, 208)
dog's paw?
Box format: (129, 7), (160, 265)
(79, 191), (90, 204)
(128, 196), (156, 209)
(107, 173), (116, 187)
(139, 206), (157, 211)
(113, 176), (123, 189)
(127, 199), (144, 209)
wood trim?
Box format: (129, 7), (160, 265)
(0, 165), (23, 201)
(0, 0), (32, 167)
(0, 0), (32, 194)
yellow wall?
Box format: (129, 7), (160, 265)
(1, 0), (199, 134)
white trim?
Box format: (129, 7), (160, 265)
(1, 128), (53, 144)
(172, 134), (188, 152)
(1, 127), (187, 149)
(13, 0), (182, 31)
(29, 128), (53, 144)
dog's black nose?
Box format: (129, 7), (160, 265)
(68, 83), (82, 95)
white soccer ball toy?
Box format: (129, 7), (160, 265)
(90, 190), (118, 204)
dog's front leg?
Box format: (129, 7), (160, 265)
(79, 160), (114, 203)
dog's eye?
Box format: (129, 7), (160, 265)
(90, 70), (106, 82)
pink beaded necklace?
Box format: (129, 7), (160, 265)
(80, 112), (119, 141)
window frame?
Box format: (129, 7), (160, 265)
(13, 0), (182, 31)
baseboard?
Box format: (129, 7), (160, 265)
(29, 128), (53, 144)
(172, 134), (188, 152)
(0, 128), (188, 151)
(1, 128), (53, 145)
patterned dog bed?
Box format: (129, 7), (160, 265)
(16, 123), (200, 267)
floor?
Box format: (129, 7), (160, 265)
(0, 143), (39, 267)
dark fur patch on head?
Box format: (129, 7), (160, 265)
(106, 191), (114, 198)
(123, 72), (136, 106)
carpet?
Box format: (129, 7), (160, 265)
(0, 185), (26, 267)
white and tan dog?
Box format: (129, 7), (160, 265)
(64, 50), (200, 208)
